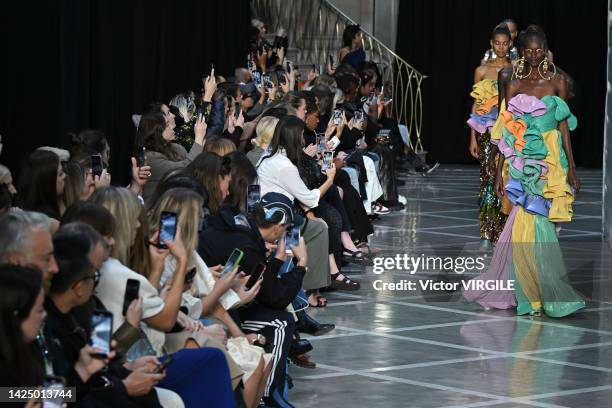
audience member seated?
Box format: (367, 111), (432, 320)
(136, 104), (207, 202)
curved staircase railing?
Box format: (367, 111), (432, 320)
(251, 0), (427, 152)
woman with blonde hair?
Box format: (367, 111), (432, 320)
(149, 187), (272, 408)
(246, 116), (279, 167)
(203, 136), (237, 156)
(87, 186), (237, 407)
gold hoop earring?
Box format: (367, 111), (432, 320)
(538, 57), (556, 80)
(512, 57), (532, 80)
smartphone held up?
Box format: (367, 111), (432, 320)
(90, 310), (113, 358)
(221, 248), (244, 277)
(158, 211), (177, 249)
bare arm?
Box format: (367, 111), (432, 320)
(469, 67), (485, 158)
(338, 47), (349, 62)
(494, 79), (518, 198)
(497, 67), (513, 110)
(210, 303), (244, 338)
(144, 259), (186, 331)
(557, 77), (581, 192)
(490, 67), (512, 185)
(198, 285), (230, 316)
(144, 239), (188, 332)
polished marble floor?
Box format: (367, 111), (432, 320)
(289, 164), (612, 408)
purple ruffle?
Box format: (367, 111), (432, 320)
(505, 179), (550, 217)
(467, 107), (498, 134)
(508, 94), (547, 117)
(493, 137), (548, 176)
(462, 207), (518, 310)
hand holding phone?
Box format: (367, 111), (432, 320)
(321, 151), (334, 171)
(252, 71), (262, 88)
(262, 73), (274, 91)
(158, 211), (178, 249)
(90, 310), (113, 359)
(154, 354), (174, 374)
(43, 376), (66, 408)
(248, 53), (256, 72)
(137, 147), (146, 167)
(246, 185), (261, 215)
(284, 225), (301, 253)
(246, 263), (266, 289)
(221, 248), (244, 277)
(328, 136), (341, 151)
(316, 133), (328, 153)
(353, 110), (364, 124)
(91, 155), (103, 178)
(332, 109), (342, 125)
(122, 279), (140, 316)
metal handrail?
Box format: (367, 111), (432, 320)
(251, 0), (427, 152)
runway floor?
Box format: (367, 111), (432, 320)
(290, 164), (612, 408)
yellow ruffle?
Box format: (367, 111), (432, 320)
(512, 206), (542, 308)
(471, 79), (498, 114)
(491, 99), (506, 141)
(541, 129), (574, 222)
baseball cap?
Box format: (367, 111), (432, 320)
(260, 192), (304, 227)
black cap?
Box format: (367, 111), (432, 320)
(239, 82), (259, 100)
(260, 192), (304, 227)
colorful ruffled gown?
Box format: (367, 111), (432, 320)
(467, 79), (508, 243)
(464, 94), (585, 317)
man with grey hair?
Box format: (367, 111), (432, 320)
(0, 210), (58, 291)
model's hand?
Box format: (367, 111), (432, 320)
(469, 137), (479, 159)
(568, 168), (581, 194)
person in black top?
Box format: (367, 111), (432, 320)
(0, 211), (114, 404)
(0, 265), (46, 393)
(48, 227), (170, 407)
(197, 193), (305, 406)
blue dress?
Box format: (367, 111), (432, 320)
(158, 348), (237, 407)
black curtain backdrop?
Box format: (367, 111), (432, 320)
(395, 0), (606, 167)
(2, 0), (251, 184)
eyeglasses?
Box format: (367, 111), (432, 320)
(73, 269), (101, 288)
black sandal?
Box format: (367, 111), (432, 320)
(307, 294), (327, 308)
(356, 242), (382, 256)
(331, 272), (361, 291)
(342, 249), (374, 266)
